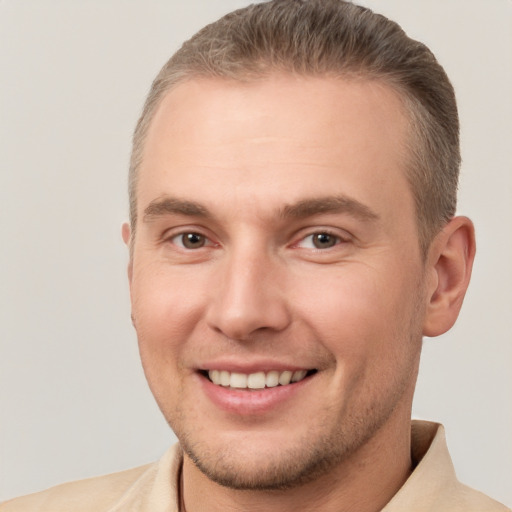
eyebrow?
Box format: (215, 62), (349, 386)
(143, 197), (210, 222)
(142, 194), (379, 223)
(279, 196), (379, 222)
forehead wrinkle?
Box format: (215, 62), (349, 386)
(279, 196), (380, 222)
(143, 196), (211, 222)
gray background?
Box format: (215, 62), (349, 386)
(1, 0), (511, 506)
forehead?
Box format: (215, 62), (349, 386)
(137, 74), (412, 223)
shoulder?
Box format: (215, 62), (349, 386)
(386, 421), (511, 512)
(0, 463), (154, 512)
(0, 444), (183, 512)
(445, 483), (511, 512)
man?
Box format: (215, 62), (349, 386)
(1, 0), (509, 511)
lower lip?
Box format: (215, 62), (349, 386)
(199, 373), (313, 415)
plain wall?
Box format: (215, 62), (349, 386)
(0, 0), (510, 506)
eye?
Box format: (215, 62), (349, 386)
(172, 232), (208, 249)
(297, 232), (343, 249)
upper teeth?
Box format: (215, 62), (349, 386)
(207, 369), (308, 389)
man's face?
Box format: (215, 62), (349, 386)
(127, 75), (429, 489)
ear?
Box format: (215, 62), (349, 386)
(121, 222), (133, 284)
(423, 216), (476, 337)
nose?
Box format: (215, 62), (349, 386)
(205, 247), (291, 341)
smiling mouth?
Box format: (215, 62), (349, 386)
(201, 369), (317, 390)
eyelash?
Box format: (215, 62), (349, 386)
(167, 231), (216, 250)
(293, 230), (349, 250)
(164, 228), (349, 253)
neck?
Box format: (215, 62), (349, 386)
(181, 415), (413, 512)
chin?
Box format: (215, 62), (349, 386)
(176, 414), (382, 492)
(182, 436), (342, 491)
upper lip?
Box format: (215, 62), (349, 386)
(196, 359), (314, 373)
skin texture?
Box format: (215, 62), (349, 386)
(123, 75), (475, 512)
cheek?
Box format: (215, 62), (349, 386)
(130, 268), (204, 418)
(296, 265), (423, 416)
(293, 262), (421, 362)
(130, 266), (206, 366)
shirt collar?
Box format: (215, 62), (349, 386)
(382, 420), (457, 512)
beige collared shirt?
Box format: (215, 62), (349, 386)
(1, 421), (509, 512)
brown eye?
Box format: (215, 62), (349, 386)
(181, 233), (206, 249)
(312, 233), (338, 249)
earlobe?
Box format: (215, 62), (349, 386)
(422, 216), (476, 337)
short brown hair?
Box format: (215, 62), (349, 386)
(129, 0), (460, 255)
